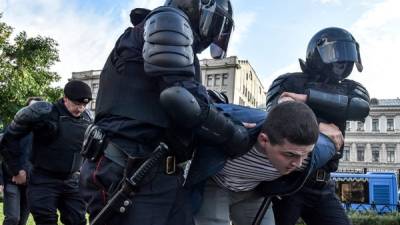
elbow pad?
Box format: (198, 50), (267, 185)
(160, 86), (202, 128)
(347, 97), (370, 121)
(143, 7), (194, 77)
(160, 87), (250, 157)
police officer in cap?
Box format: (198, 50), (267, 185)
(0, 80), (93, 225)
(79, 0), (250, 224)
(266, 27), (370, 225)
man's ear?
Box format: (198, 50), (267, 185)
(257, 132), (269, 148)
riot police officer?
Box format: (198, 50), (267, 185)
(79, 0), (249, 225)
(266, 27), (370, 225)
(0, 97), (42, 225)
(0, 80), (93, 225)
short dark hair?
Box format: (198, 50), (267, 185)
(25, 97), (44, 106)
(262, 101), (319, 146)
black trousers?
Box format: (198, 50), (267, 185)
(272, 181), (351, 225)
(80, 155), (194, 225)
(27, 171), (86, 225)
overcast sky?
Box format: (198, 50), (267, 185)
(1, 0), (399, 99)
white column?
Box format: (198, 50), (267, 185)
(381, 143), (387, 163)
(365, 143), (372, 162)
(350, 143), (357, 162)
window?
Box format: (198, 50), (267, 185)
(214, 74), (221, 86)
(336, 181), (369, 204)
(222, 73), (229, 86)
(387, 118), (394, 131)
(91, 100), (96, 111)
(343, 145), (350, 161)
(371, 145), (380, 162)
(346, 121), (351, 131)
(207, 75), (213, 86)
(387, 145), (395, 163)
(239, 97), (244, 106)
(372, 119), (379, 132)
(92, 83), (99, 95)
(357, 145), (365, 161)
(357, 121), (364, 131)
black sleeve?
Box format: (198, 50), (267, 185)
(0, 161), (4, 186)
(142, 7), (210, 102)
(0, 101), (53, 175)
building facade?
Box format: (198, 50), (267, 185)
(72, 56), (267, 111)
(339, 99), (400, 173)
(200, 56), (266, 108)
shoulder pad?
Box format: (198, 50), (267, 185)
(342, 79), (370, 102)
(143, 6), (194, 76)
(144, 7), (192, 45)
(266, 73), (296, 105)
(14, 101), (53, 125)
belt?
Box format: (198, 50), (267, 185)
(104, 142), (177, 175)
(305, 169), (331, 189)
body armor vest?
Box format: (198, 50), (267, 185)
(95, 25), (171, 128)
(95, 53), (170, 128)
(32, 102), (91, 176)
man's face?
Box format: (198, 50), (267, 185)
(258, 133), (314, 175)
(63, 97), (87, 117)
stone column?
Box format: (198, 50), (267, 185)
(350, 143), (357, 162)
(381, 143), (387, 163)
(365, 143), (372, 162)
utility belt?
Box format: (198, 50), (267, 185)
(104, 142), (177, 175)
(304, 169), (331, 189)
(81, 125), (177, 175)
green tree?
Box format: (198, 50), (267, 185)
(0, 14), (62, 127)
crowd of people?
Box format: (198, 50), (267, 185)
(0, 0), (370, 225)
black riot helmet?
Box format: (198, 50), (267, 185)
(165, 0), (234, 59)
(300, 27), (363, 82)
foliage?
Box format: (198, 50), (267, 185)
(296, 211), (400, 225)
(0, 13), (62, 126)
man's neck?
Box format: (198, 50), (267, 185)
(254, 143), (267, 156)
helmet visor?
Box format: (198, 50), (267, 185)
(199, 3), (234, 58)
(317, 41), (363, 72)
